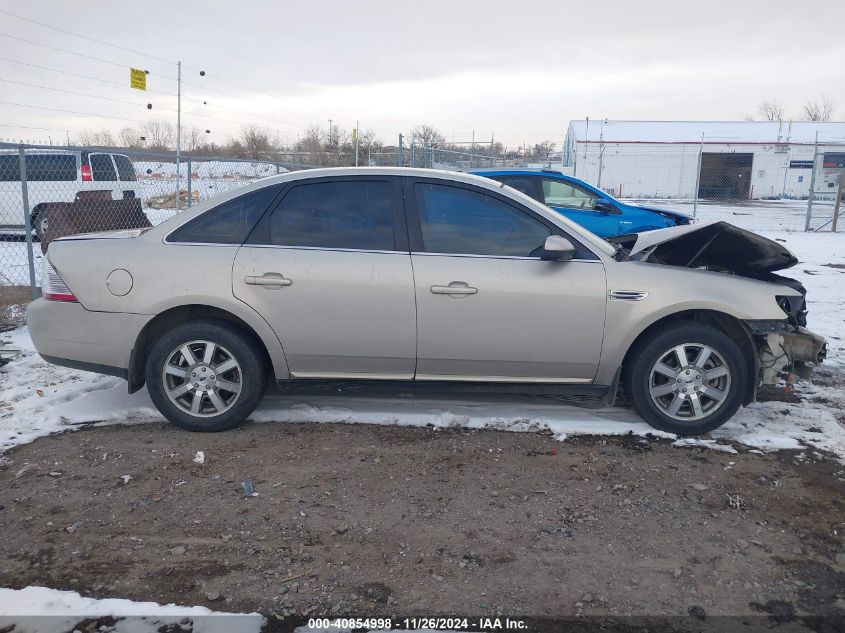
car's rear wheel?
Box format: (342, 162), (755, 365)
(625, 322), (748, 435)
(146, 319), (268, 432)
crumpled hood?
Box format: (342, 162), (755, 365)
(612, 221), (798, 274)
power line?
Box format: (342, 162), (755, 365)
(0, 31), (178, 80)
(0, 122), (70, 133)
(0, 8), (175, 66)
(0, 56), (315, 133)
(0, 14), (359, 132)
(0, 74), (314, 140)
(0, 56), (178, 98)
(180, 66), (358, 125)
(0, 77), (170, 109)
(0, 100), (148, 125)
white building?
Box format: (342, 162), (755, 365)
(561, 120), (845, 200)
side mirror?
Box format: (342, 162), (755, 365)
(541, 235), (575, 261)
(594, 199), (616, 214)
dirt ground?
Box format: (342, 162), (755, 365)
(0, 419), (843, 628)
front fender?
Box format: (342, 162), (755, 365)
(594, 261), (793, 384)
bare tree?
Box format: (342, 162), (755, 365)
(758, 100), (785, 122)
(139, 120), (175, 151)
(533, 140), (556, 163)
(75, 128), (116, 147)
(117, 127), (145, 149)
(183, 127), (207, 153)
(801, 97), (836, 122)
(238, 125), (273, 159)
(411, 124), (446, 146)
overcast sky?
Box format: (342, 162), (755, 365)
(0, 0), (843, 147)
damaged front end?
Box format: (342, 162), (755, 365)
(610, 221), (827, 389)
(747, 321), (827, 386)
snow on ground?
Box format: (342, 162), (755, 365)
(0, 586), (263, 633)
(1, 229), (843, 460)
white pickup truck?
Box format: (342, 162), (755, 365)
(0, 149), (138, 239)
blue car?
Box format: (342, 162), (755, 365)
(472, 169), (691, 237)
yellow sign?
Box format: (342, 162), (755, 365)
(352, 128), (358, 140)
(130, 68), (147, 91)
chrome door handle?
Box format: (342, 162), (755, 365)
(430, 282), (478, 296)
(244, 273), (292, 287)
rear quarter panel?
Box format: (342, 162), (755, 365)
(47, 237), (291, 379)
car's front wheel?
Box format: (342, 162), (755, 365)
(145, 319), (269, 432)
(625, 322), (748, 435)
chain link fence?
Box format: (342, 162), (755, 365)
(805, 143), (845, 231)
(3, 137), (842, 322)
(0, 143), (315, 320)
(562, 140), (841, 233)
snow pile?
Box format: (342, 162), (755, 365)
(0, 586), (263, 633)
(133, 160), (284, 180)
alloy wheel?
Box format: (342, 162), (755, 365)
(162, 340), (243, 417)
(648, 343), (731, 421)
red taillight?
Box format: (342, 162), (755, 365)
(44, 291), (78, 302)
(81, 164), (92, 182)
(42, 258), (77, 302)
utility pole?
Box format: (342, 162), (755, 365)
(354, 120), (359, 167)
(175, 60), (182, 210)
(805, 132), (819, 231)
(693, 132), (704, 218)
(328, 119), (333, 144)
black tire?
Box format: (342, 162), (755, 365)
(145, 319), (269, 432)
(624, 322), (748, 436)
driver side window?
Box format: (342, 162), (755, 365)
(542, 179), (598, 210)
(415, 183), (551, 257)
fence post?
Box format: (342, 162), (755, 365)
(18, 148), (37, 300)
(692, 133), (704, 218)
(398, 134), (404, 167)
(804, 132), (819, 232)
(832, 177), (843, 233)
(186, 159), (192, 209)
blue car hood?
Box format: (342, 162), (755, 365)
(628, 204), (691, 223)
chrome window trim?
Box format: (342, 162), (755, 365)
(410, 251), (602, 263)
(162, 240), (407, 255)
(160, 239), (603, 262)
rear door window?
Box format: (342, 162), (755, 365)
(495, 176), (542, 201)
(1, 154), (77, 181)
(541, 178), (598, 210)
(268, 180), (396, 251)
(0, 155), (20, 181)
(112, 155), (137, 181)
(168, 185), (282, 244)
(89, 153), (117, 181)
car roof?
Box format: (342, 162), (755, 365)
(470, 167), (565, 176)
(0, 148), (79, 155)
